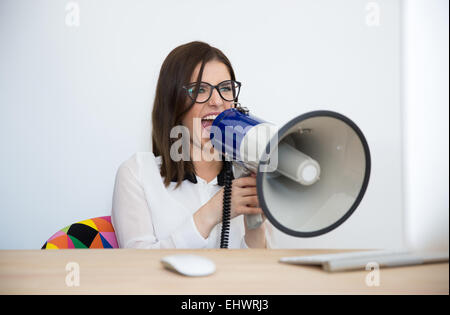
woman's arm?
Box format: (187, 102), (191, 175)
(193, 176), (266, 248)
(193, 202), (221, 239)
(111, 163), (208, 249)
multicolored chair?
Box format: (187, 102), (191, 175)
(42, 216), (118, 249)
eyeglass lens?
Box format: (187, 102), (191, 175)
(187, 81), (240, 103)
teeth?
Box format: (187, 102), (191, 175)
(202, 114), (218, 120)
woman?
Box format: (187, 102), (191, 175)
(111, 41), (269, 249)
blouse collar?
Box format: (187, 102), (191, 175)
(170, 161), (234, 186)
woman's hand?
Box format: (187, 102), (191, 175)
(193, 175), (263, 239)
(229, 175), (263, 219)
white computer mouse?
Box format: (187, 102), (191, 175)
(161, 254), (216, 277)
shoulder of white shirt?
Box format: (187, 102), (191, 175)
(117, 152), (162, 180)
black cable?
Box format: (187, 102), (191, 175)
(220, 161), (232, 249)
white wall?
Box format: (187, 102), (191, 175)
(0, 0), (405, 249)
(403, 0), (449, 252)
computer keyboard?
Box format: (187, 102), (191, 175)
(279, 250), (448, 272)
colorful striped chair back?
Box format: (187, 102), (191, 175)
(42, 216), (118, 249)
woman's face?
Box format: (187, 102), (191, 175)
(182, 60), (234, 155)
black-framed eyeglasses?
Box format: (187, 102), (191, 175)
(183, 80), (241, 103)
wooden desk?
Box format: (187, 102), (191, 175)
(0, 249), (448, 294)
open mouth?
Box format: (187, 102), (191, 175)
(201, 113), (219, 130)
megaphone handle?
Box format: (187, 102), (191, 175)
(231, 163), (264, 230)
(245, 214), (264, 230)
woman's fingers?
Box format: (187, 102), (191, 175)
(241, 206), (263, 215)
(239, 187), (257, 197)
(233, 176), (257, 188)
(229, 176), (262, 217)
(242, 195), (259, 207)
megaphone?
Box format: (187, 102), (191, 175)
(210, 104), (371, 239)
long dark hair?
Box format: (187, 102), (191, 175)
(151, 41), (236, 187)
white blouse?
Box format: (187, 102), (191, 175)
(111, 152), (269, 249)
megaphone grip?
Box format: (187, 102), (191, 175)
(245, 214), (264, 230)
